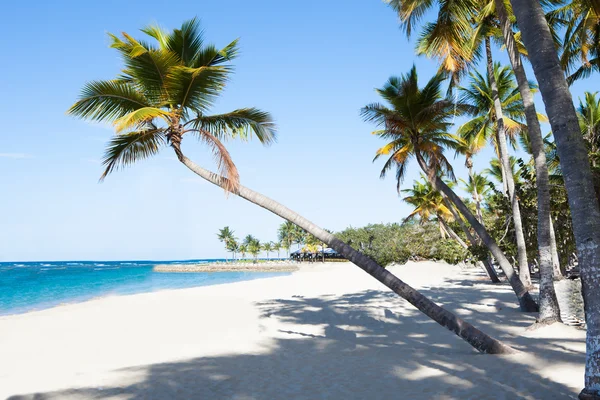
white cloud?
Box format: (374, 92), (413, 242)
(0, 153), (33, 159)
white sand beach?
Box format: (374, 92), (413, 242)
(0, 261), (585, 399)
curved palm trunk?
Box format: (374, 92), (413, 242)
(445, 198), (501, 283)
(173, 147), (515, 354)
(495, 0), (561, 322)
(485, 37), (532, 288)
(510, 1), (600, 396)
(415, 151), (538, 312)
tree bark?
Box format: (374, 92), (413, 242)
(549, 216), (564, 280)
(415, 151), (538, 311)
(172, 146), (516, 354)
(495, 0), (561, 323)
(445, 198), (501, 283)
(485, 36), (532, 288)
(510, 0), (600, 396)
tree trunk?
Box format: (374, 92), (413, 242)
(510, 0), (600, 396)
(440, 217), (468, 249)
(415, 151), (538, 311)
(495, 0), (561, 323)
(438, 219), (448, 239)
(485, 36), (532, 288)
(549, 216), (564, 280)
(445, 198), (501, 283)
(172, 147), (516, 354)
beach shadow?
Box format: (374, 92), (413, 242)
(8, 273), (584, 399)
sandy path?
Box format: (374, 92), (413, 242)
(0, 261), (585, 399)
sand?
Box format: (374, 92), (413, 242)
(0, 261), (586, 399)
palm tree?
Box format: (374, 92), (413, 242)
(402, 178), (463, 244)
(362, 65), (537, 312)
(578, 92), (600, 168)
(262, 242), (274, 259)
(217, 226), (235, 261)
(272, 241), (282, 259)
(461, 173), (492, 223)
(509, 1), (600, 395)
(238, 244), (248, 261)
(458, 64), (532, 288)
(292, 225), (307, 250)
(485, 156), (523, 186)
(69, 18), (516, 355)
(248, 238), (261, 263)
(549, 0), (600, 84)
(227, 239), (240, 261)
(278, 222), (295, 256)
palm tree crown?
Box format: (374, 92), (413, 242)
(362, 65), (460, 191)
(402, 177), (453, 224)
(67, 18), (276, 191)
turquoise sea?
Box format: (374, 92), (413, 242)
(0, 260), (289, 316)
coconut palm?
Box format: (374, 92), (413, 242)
(458, 64), (533, 287)
(510, 0), (600, 394)
(362, 65), (537, 311)
(461, 173), (492, 223)
(238, 244), (248, 261)
(272, 242), (282, 259)
(402, 178), (463, 244)
(227, 239), (240, 261)
(217, 226), (235, 261)
(549, 0), (600, 84)
(69, 18), (516, 355)
(262, 241), (274, 259)
(579, 92), (600, 167)
(277, 222), (295, 256)
(485, 156), (523, 186)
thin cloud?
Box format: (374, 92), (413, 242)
(0, 153), (33, 159)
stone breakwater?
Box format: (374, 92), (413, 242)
(153, 263), (300, 273)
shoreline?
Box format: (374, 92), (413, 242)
(153, 262), (301, 273)
(0, 261), (586, 399)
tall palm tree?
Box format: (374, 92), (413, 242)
(458, 64), (532, 287)
(238, 244), (248, 261)
(68, 19), (514, 354)
(509, 1), (600, 396)
(217, 226), (235, 261)
(227, 239), (240, 261)
(362, 65), (537, 311)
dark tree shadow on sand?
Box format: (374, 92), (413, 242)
(9, 271), (584, 399)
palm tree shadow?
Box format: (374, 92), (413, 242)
(9, 280), (583, 399)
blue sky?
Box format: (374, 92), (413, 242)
(0, 0), (592, 261)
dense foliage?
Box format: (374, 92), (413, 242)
(336, 222), (467, 267)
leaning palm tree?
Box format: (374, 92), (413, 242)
(362, 65), (537, 311)
(68, 18), (515, 354)
(509, 1), (600, 395)
(458, 64), (532, 288)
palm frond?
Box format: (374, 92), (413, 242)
(100, 129), (166, 181)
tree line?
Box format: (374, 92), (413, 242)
(216, 222), (327, 262)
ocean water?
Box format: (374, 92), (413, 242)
(0, 260), (289, 316)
